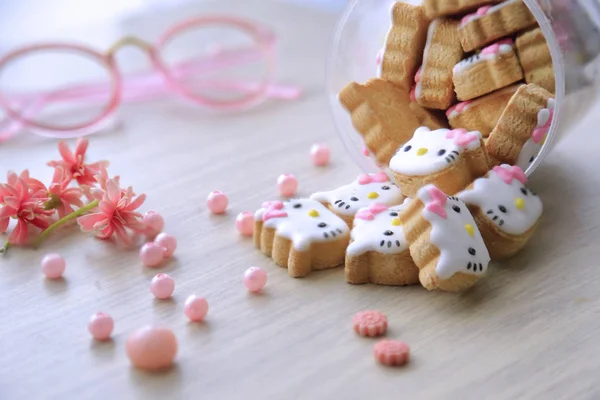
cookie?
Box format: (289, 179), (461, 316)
(310, 172), (404, 227)
(457, 164), (543, 260)
(409, 87), (449, 129)
(458, 0), (537, 52)
(379, 2), (429, 90)
(516, 27), (555, 93)
(345, 201), (419, 286)
(338, 79), (420, 166)
(447, 84), (521, 137)
(486, 84), (554, 167)
(414, 19), (463, 109)
(400, 185), (490, 292)
(453, 39), (523, 101)
(515, 97), (554, 171)
(424, 0), (500, 19)
(389, 127), (489, 198)
(254, 199), (350, 278)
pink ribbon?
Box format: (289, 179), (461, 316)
(424, 186), (447, 219)
(493, 165), (527, 185)
(445, 128), (479, 147)
(532, 109), (553, 144)
(446, 100), (472, 117)
(357, 172), (389, 185)
(481, 38), (514, 56)
(261, 200), (288, 222)
(355, 203), (389, 221)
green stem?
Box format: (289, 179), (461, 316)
(34, 199), (99, 249)
(0, 241), (10, 256)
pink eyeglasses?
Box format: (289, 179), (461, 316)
(0, 15), (302, 142)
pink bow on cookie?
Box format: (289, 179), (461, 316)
(424, 186), (448, 219)
(357, 172), (389, 185)
(262, 200), (288, 221)
(493, 165), (527, 185)
(532, 109), (553, 144)
(355, 203), (389, 221)
(445, 128), (479, 147)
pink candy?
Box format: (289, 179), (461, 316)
(277, 174), (298, 197)
(155, 233), (177, 258)
(184, 295), (209, 322)
(126, 326), (178, 371)
(243, 267), (267, 292)
(236, 212), (254, 236)
(41, 253), (66, 279)
(310, 143), (330, 166)
(88, 312), (114, 341)
(207, 190), (228, 214)
(151, 273), (175, 299)
(140, 242), (164, 267)
(143, 211), (164, 239)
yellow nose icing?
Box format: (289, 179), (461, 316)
(416, 148), (428, 156)
(367, 192), (379, 199)
(465, 224), (475, 237)
(307, 209), (319, 217)
(515, 197), (525, 210)
(391, 218), (401, 226)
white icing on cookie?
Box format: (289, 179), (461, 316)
(516, 98), (555, 170)
(389, 126), (482, 176)
(255, 199), (349, 252)
(417, 185), (490, 279)
(453, 41), (514, 75)
(310, 173), (404, 217)
(347, 200), (410, 257)
(458, 165), (543, 235)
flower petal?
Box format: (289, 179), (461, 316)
(30, 216), (51, 230)
(8, 219), (29, 245)
(112, 221), (132, 246)
(0, 216), (9, 233)
(99, 200), (115, 216)
(106, 179), (121, 205)
(75, 138), (89, 159)
(58, 141), (76, 164)
(77, 212), (107, 232)
(124, 193), (146, 212)
(96, 224), (114, 239)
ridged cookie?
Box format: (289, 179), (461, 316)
(410, 87), (449, 129)
(254, 199), (350, 278)
(458, 0), (537, 52)
(457, 164), (543, 260)
(414, 18), (463, 110)
(338, 79), (420, 166)
(447, 84), (521, 137)
(424, 0), (500, 19)
(486, 84), (554, 167)
(400, 185), (490, 292)
(379, 2), (429, 90)
(516, 27), (555, 93)
(453, 39), (523, 101)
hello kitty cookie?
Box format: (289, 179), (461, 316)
(486, 84), (554, 167)
(345, 201), (419, 286)
(453, 39), (523, 101)
(400, 185), (490, 292)
(389, 127), (489, 198)
(457, 165), (543, 260)
(310, 172), (404, 227)
(254, 199), (350, 278)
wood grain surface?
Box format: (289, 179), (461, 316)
(1, 1), (600, 399)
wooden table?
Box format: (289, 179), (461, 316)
(1, 1), (600, 399)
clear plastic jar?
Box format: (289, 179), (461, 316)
(327, 0), (600, 175)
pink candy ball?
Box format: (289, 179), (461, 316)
(88, 312), (114, 341)
(243, 267), (267, 292)
(236, 212), (254, 236)
(277, 174), (298, 197)
(126, 326), (178, 371)
(310, 143), (330, 166)
(41, 253), (66, 279)
(143, 211), (164, 239)
(207, 190), (228, 214)
(140, 242), (164, 267)
(184, 295), (209, 322)
(154, 233), (177, 258)
(151, 273), (175, 299)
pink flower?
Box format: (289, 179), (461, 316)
(0, 177), (54, 245)
(77, 178), (146, 246)
(0, 170), (46, 204)
(80, 166), (122, 201)
(47, 139), (109, 186)
(46, 167), (84, 218)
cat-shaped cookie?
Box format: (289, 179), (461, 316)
(345, 201), (419, 286)
(389, 126), (489, 197)
(457, 164), (543, 259)
(310, 172), (405, 227)
(254, 199), (350, 278)
(400, 184), (490, 292)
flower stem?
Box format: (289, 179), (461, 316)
(34, 199), (99, 249)
(0, 241), (10, 256)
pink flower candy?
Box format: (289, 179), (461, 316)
(151, 273), (175, 299)
(277, 174), (298, 197)
(41, 253), (66, 279)
(243, 267), (267, 292)
(184, 295), (209, 322)
(140, 242), (164, 267)
(207, 191), (228, 214)
(310, 143), (331, 166)
(236, 212), (254, 236)
(154, 233), (177, 258)
(88, 312), (114, 341)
